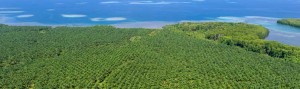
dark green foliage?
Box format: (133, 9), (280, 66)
(218, 38), (300, 60)
(1, 24), (300, 88)
(277, 18), (300, 28)
(164, 22), (269, 40)
(0, 24), (8, 27)
(164, 22), (300, 62)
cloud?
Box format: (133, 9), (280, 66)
(100, 1), (121, 4)
(180, 16), (280, 24)
(212, 16), (280, 23)
(228, 2), (237, 4)
(17, 14), (34, 18)
(0, 15), (15, 23)
(244, 16), (280, 20)
(0, 11), (24, 14)
(105, 17), (127, 21)
(47, 9), (55, 11)
(217, 16), (245, 22)
(129, 1), (191, 5)
(90, 17), (127, 21)
(61, 14), (87, 18)
(180, 20), (215, 23)
(76, 2), (89, 5)
(0, 8), (20, 10)
(90, 18), (104, 21)
(0, 15), (46, 26)
(192, 0), (205, 2)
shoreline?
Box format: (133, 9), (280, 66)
(1, 16), (300, 46)
(0, 16), (280, 28)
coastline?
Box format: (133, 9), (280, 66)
(1, 16), (300, 46)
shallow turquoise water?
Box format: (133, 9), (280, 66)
(0, 0), (300, 46)
(234, 16), (300, 46)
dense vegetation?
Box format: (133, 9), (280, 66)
(164, 22), (300, 62)
(277, 18), (300, 28)
(1, 23), (300, 88)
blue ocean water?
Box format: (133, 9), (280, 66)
(0, 0), (300, 46)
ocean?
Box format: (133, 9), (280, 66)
(0, 0), (300, 46)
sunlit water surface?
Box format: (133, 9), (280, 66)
(0, 0), (300, 46)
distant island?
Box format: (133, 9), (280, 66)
(277, 18), (300, 28)
(1, 22), (300, 88)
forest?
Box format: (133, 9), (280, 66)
(277, 18), (300, 28)
(1, 23), (300, 88)
(164, 22), (300, 62)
